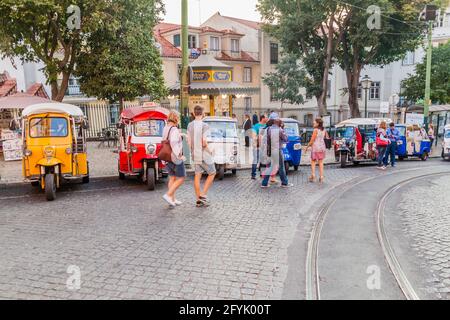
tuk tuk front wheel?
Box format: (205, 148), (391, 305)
(340, 153), (347, 168)
(45, 174), (56, 201)
(421, 152), (429, 161)
(284, 162), (290, 175)
(217, 165), (225, 180)
(147, 168), (156, 191)
(82, 163), (90, 184)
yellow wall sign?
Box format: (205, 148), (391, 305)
(192, 70), (232, 82)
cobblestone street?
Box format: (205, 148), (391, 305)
(1, 159), (449, 300)
(390, 175), (450, 299)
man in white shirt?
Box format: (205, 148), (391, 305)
(187, 106), (216, 207)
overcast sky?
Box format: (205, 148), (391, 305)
(161, 0), (261, 26)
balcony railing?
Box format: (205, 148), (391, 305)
(161, 47), (260, 61)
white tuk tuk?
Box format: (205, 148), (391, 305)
(202, 116), (239, 180)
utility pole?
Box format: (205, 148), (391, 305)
(180, 0), (189, 129)
(424, 20), (433, 132)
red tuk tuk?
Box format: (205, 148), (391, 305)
(117, 105), (169, 190)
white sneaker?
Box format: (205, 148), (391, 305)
(163, 194), (176, 207)
(174, 199), (182, 206)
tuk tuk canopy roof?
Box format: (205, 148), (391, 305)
(336, 118), (378, 127)
(22, 103), (84, 117)
(121, 106), (170, 122)
(203, 116), (236, 122)
(281, 118), (300, 124)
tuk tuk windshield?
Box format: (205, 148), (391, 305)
(396, 126), (406, 136)
(335, 126), (354, 139)
(29, 117), (68, 137)
(205, 121), (238, 138)
(134, 120), (165, 137)
(283, 122), (300, 136)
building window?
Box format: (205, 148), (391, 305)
(188, 35), (197, 49)
(244, 97), (252, 113)
(270, 87), (277, 101)
(243, 67), (252, 83)
(370, 82), (381, 100)
(231, 39), (240, 52)
(177, 64), (182, 76)
(173, 34), (181, 47)
(357, 84), (362, 99)
(270, 43), (278, 64)
(402, 51), (415, 65)
(210, 36), (220, 51)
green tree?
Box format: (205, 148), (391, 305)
(0, 0), (109, 101)
(335, 0), (432, 117)
(402, 41), (450, 104)
(75, 0), (167, 111)
(258, 0), (351, 116)
(262, 54), (307, 116)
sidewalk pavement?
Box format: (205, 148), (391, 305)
(0, 140), (443, 185)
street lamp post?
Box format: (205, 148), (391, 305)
(420, 5), (438, 132)
(361, 74), (372, 118)
(180, 0), (189, 129)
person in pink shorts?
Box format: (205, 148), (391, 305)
(307, 118), (329, 183)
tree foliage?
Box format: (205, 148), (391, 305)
(75, 0), (167, 110)
(0, 0), (109, 101)
(336, 0), (430, 118)
(258, 0), (349, 116)
(402, 41), (450, 104)
(0, 0), (167, 105)
(262, 54), (307, 112)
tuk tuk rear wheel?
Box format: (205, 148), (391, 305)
(45, 174), (56, 201)
(294, 165), (299, 171)
(147, 168), (156, 191)
(231, 169), (237, 175)
(31, 181), (39, 187)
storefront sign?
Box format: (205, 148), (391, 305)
(405, 113), (424, 126)
(213, 71), (231, 81)
(192, 71), (210, 82)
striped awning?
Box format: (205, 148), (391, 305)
(169, 82), (260, 95)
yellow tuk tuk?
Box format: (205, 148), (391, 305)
(21, 103), (89, 200)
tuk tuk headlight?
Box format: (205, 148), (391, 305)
(23, 149), (32, 157)
(131, 145), (138, 153)
(44, 147), (54, 157)
(65, 147), (72, 155)
(147, 144), (156, 155)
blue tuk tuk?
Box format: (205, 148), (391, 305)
(281, 118), (302, 173)
(395, 124), (431, 161)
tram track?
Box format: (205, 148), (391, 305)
(305, 166), (450, 300)
(375, 171), (450, 300)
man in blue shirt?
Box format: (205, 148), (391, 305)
(385, 122), (400, 167)
(251, 115), (267, 179)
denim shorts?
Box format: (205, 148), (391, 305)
(166, 162), (186, 178)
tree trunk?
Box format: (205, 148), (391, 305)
(345, 62), (362, 119)
(49, 71), (70, 102)
(317, 15), (337, 117)
(119, 97), (125, 114)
